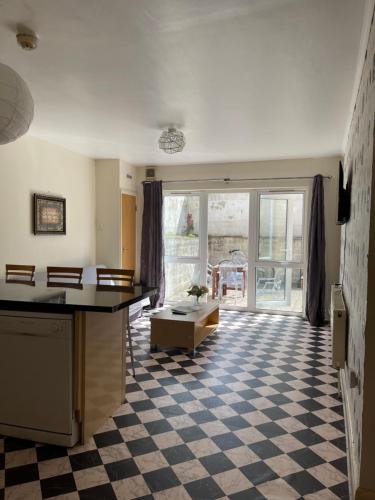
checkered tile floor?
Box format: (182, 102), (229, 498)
(0, 311), (348, 499)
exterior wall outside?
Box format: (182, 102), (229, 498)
(0, 136), (96, 273)
(209, 193), (249, 238)
(208, 236), (248, 265)
(341, 5), (375, 493)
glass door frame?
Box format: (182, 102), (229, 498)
(250, 189), (308, 316)
(163, 191), (207, 302)
(163, 187), (308, 316)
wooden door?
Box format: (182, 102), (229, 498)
(121, 194), (136, 270)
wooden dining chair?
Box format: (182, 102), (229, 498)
(96, 268), (135, 287)
(96, 268), (136, 377)
(47, 266), (83, 288)
(6, 264), (35, 285)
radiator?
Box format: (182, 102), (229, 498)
(330, 285), (347, 369)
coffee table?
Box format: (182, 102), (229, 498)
(150, 301), (219, 354)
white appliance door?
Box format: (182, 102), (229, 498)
(0, 314), (73, 434)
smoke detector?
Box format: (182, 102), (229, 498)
(16, 32), (38, 50)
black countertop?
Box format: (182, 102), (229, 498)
(0, 280), (157, 314)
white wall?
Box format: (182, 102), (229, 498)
(120, 160), (137, 194)
(136, 157), (341, 313)
(95, 159), (121, 268)
(0, 136), (95, 274)
(95, 159), (138, 270)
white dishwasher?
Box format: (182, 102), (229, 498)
(0, 311), (73, 436)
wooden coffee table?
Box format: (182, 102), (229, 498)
(150, 301), (219, 354)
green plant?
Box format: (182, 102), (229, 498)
(187, 285), (209, 298)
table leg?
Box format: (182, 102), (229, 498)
(212, 269), (219, 299)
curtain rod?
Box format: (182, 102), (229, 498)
(143, 175), (331, 184)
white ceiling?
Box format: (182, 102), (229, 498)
(0, 0), (367, 165)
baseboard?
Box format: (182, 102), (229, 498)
(340, 368), (360, 499)
(355, 487), (375, 500)
(0, 421), (80, 447)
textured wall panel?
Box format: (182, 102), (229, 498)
(341, 9), (375, 469)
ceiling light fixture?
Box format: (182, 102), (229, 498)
(0, 62), (34, 145)
(158, 127), (185, 154)
(0, 30), (36, 145)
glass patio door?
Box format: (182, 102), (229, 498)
(207, 193), (249, 307)
(164, 193), (201, 301)
(163, 190), (306, 314)
(254, 192), (305, 313)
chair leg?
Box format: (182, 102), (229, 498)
(127, 318), (136, 378)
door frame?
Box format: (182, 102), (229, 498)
(163, 187), (309, 316)
(251, 189), (308, 316)
(163, 192), (203, 300)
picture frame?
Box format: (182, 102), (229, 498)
(34, 194), (66, 235)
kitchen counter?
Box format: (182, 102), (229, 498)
(0, 280), (155, 313)
(0, 281), (157, 447)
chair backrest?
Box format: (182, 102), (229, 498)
(229, 249), (247, 265)
(6, 264), (35, 284)
(96, 268), (135, 287)
(47, 266), (83, 286)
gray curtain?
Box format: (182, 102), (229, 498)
(306, 174), (326, 326)
(140, 181), (165, 307)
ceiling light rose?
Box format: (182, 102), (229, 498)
(159, 127), (185, 154)
(16, 32), (39, 51)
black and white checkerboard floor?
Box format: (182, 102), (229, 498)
(0, 310), (348, 500)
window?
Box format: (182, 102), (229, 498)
(164, 194), (201, 302)
(163, 190), (306, 314)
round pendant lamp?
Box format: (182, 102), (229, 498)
(0, 62), (34, 145)
(159, 127), (185, 154)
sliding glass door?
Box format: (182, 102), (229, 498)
(255, 192), (305, 313)
(163, 190), (306, 314)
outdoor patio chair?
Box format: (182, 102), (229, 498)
(256, 268), (283, 295)
(218, 257), (247, 299)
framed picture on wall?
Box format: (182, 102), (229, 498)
(34, 194), (66, 235)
